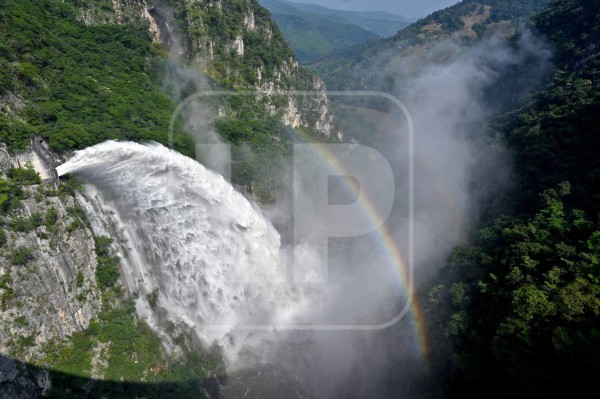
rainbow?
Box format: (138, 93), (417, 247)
(290, 113), (431, 361)
(169, 91), (433, 363)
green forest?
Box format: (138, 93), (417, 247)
(0, 0), (196, 153)
(424, 0), (600, 397)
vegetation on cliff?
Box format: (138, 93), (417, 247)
(311, 0), (550, 89)
(0, 0), (194, 153)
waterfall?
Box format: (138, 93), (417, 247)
(57, 141), (305, 362)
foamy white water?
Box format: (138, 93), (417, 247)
(58, 141), (306, 361)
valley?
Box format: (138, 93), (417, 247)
(0, 0), (599, 398)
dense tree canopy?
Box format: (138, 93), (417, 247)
(425, 1), (600, 397)
(0, 0), (195, 152)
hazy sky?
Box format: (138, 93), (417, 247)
(288, 0), (460, 19)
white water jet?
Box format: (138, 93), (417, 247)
(58, 141), (306, 362)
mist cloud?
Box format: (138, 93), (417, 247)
(246, 28), (553, 398)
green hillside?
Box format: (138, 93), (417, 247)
(277, 1), (410, 37)
(0, 0), (192, 153)
(312, 0), (550, 89)
(259, 0), (383, 63)
(425, 0), (600, 397)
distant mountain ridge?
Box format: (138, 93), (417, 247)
(282, 1), (411, 36)
(310, 0), (550, 89)
(259, 0), (410, 63)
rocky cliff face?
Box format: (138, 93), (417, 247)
(0, 355), (49, 398)
(76, 0), (334, 138)
(0, 147), (102, 397)
(168, 0), (333, 136)
(0, 184), (101, 364)
(77, 0), (153, 26)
